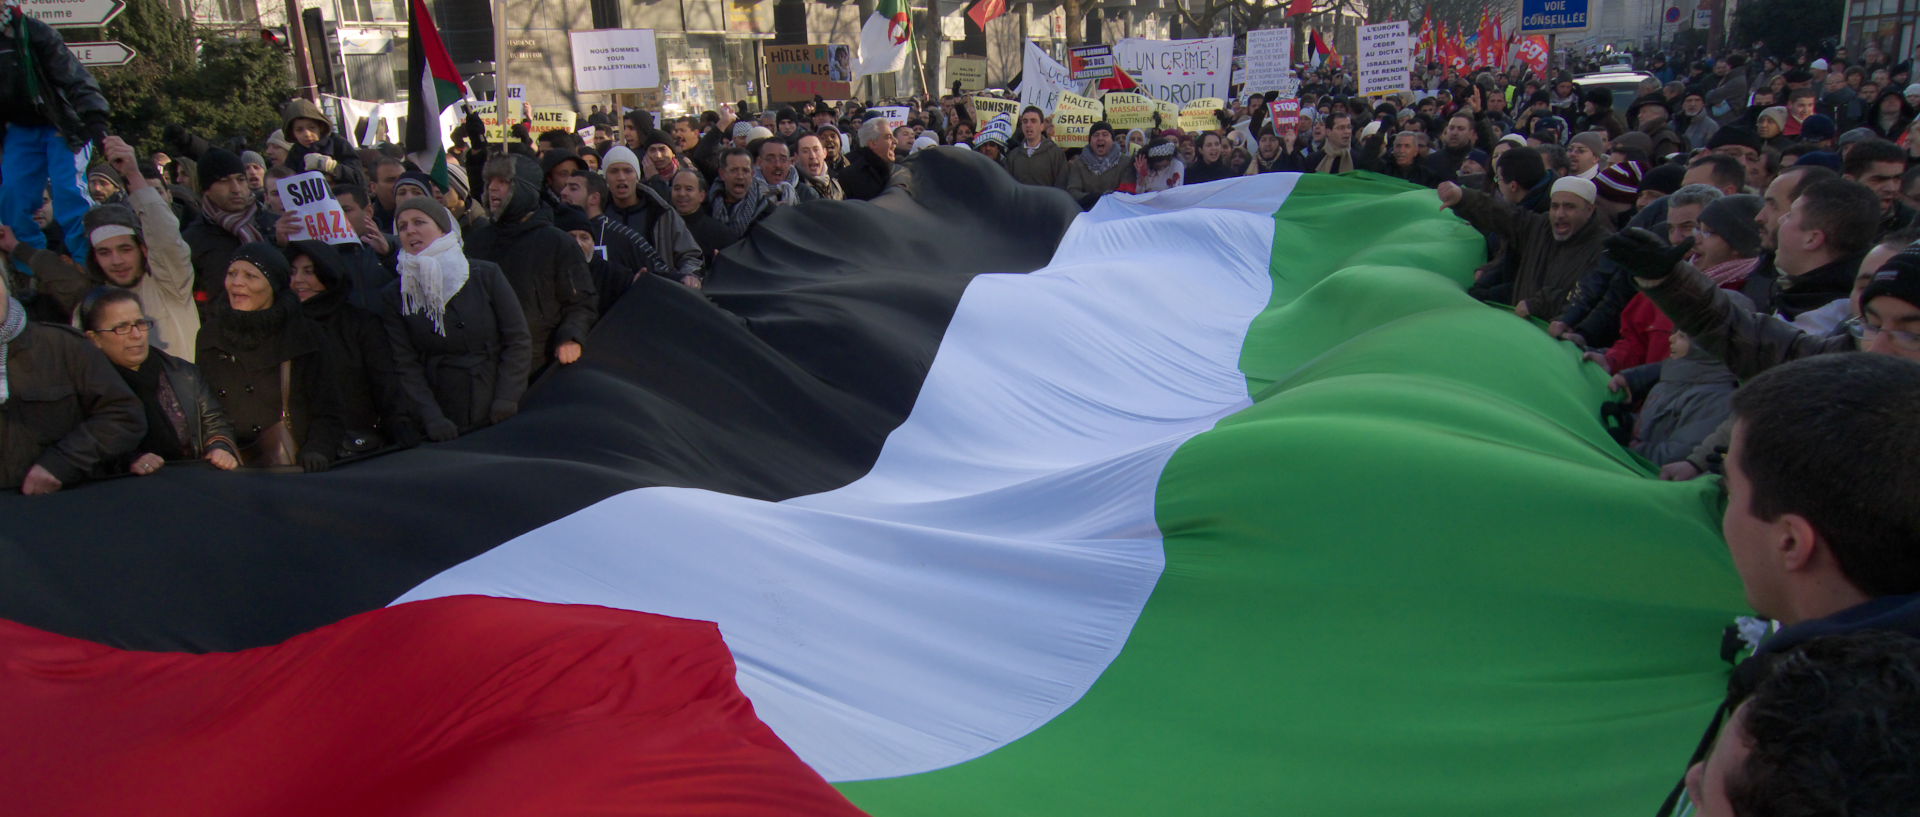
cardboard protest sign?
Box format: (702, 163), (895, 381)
(569, 29), (660, 93)
(869, 105), (911, 129)
(1178, 105), (1221, 133)
(767, 44), (853, 102)
(1357, 21), (1412, 96)
(1152, 98), (1180, 128)
(972, 96), (1021, 122)
(1102, 92), (1155, 131)
(1240, 28), (1293, 93)
(1050, 91), (1102, 149)
(274, 171), (361, 246)
(1067, 44), (1114, 81)
(532, 106), (577, 133)
(1113, 37), (1232, 105)
(947, 55), (986, 92)
(1268, 99), (1301, 130)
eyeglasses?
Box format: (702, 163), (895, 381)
(93, 318), (154, 336)
(1847, 319), (1920, 351)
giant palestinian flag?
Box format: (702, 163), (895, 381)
(0, 154), (1748, 815)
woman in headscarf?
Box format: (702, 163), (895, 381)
(1117, 137), (1184, 194)
(193, 242), (345, 471)
(79, 287), (239, 476)
(287, 240), (415, 455)
(381, 196), (533, 442)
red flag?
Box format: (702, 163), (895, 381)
(1517, 35), (1550, 74)
(1288, 0), (1313, 16)
(1098, 64), (1140, 91)
(966, 0), (1007, 30)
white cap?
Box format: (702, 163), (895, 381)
(601, 145), (640, 173)
(1499, 133), (1528, 147)
(911, 133), (939, 154)
(1550, 175), (1597, 204)
(1811, 58), (1830, 70)
(745, 126), (776, 143)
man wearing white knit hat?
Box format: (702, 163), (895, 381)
(597, 145), (706, 288)
(1440, 174), (1611, 319)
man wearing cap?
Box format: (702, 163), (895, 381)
(1799, 114), (1838, 150)
(1629, 97), (1686, 159)
(1566, 131), (1607, 180)
(241, 151), (269, 197)
(1708, 127), (1771, 191)
(1443, 175), (1611, 319)
(87, 161), (125, 205)
(1594, 161), (1646, 229)
(1065, 122), (1128, 205)
(181, 148), (281, 303)
(638, 130), (682, 200)
(595, 146), (705, 289)
(1576, 89), (1627, 140)
(1676, 90), (1721, 152)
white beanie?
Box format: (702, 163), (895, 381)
(911, 133), (939, 154)
(745, 126), (775, 143)
(1811, 58), (1829, 70)
(602, 145), (640, 173)
(1550, 175), (1597, 205)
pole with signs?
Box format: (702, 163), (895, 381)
(67, 41), (136, 67)
(19, 0), (125, 28)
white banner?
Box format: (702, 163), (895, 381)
(274, 171), (361, 246)
(1239, 29), (1293, 94)
(1356, 21), (1412, 97)
(1113, 37), (1232, 106)
(569, 29), (660, 93)
(1018, 41), (1076, 115)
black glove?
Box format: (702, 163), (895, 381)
(489, 400), (518, 425)
(299, 450), (331, 473)
(425, 416), (459, 442)
(81, 113), (109, 150)
(1604, 228), (1693, 282)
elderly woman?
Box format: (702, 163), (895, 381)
(80, 287), (238, 475)
(194, 242), (344, 471)
(381, 196), (532, 441)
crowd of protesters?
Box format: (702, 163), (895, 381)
(2, 14), (1918, 811)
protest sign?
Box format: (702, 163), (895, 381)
(1067, 44), (1114, 81)
(766, 44), (853, 102)
(947, 55), (986, 92)
(1186, 97), (1225, 112)
(532, 106), (577, 133)
(506, 84), (526, 104)
(1019, 41), (1076, 114)
(1240, 28), (1293, 93)
(870, 105), (911, 129)
(1050, 91), (1102, 148)
(1113, 37), (1232, 105)
(1102, 92), (1155, 131)
(569, 29), (660, 93)
(1152, 98), (1180, 127)
(577, 125), (596, 142)
(1178, 105), (1221, 133)
(1356, 21), (1412, 96)
(972, 96), (1021, 121)
(274, 171), (360, 246)
(471, 101), (505, 142)
(1268, 99), (1301, 130)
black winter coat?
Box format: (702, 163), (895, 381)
(837, 148), (897, 201)
(381, 260), (532, 432)
(194, 304), (346, 464)
(0, 323), (144, 488)
(0, 15), (110, 139)
(107, 350), (237, 469)
(182, 209), (280, 302)
(465, 156), (597, 372)
(290, 240), (408, 451)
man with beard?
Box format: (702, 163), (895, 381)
(466, 154), (599, 372)
(1567, 131), (1607, 180)
(182, 148), (279, 302)
(1445, 175), (1611, 318)
(1424, 112), (1476, 182)
(1065, 122), (1128, 206)
(597, 146), (705, 288)
(1, 136), (198, 360)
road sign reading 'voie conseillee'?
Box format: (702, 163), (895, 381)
(21, 0), (125, 28)
(69, 41), (136, 67)
(1520, 0), (1589, 33)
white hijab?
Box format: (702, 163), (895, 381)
(397, 230), (470, 336)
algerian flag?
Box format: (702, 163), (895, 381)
(856, 0), (912, 76)
(405, 0), (466, 192)
(1, 161), (1747, 815)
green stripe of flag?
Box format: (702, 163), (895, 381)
(837, 174), (1746, 814)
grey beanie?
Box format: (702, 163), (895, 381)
(394, 195), (455, 235)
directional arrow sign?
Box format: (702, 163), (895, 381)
(69, 41), (137, 67)
(22, 0), (127, 28)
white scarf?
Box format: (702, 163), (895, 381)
(397, 231), (470, 337)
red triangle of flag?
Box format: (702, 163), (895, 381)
(967, 0), (1007, 30)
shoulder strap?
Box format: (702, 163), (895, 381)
(278, 360), (292, 420)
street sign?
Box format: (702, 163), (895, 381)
(69, 40), (136, 67)
(1665, 6), (1682, 22)
(1520, 0), (1589, 34)
(1693, 8), (1711, 27)
(21, 0), (126, 28)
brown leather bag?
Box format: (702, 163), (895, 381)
(239, 362), (298, 467)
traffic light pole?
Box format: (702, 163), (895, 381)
(285, 0), (319, 101)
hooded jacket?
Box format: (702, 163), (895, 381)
(1629, 344), (1738, 465)
(289, 241), (411, 451)
(281, 98), (363, 177)
(464, 154), (598, 372)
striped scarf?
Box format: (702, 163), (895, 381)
(200, 194), (265, 245)
(710, 179), (769, 234)
(0, 297), (26, 405)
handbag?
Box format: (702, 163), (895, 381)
(239, 361), (298, 467)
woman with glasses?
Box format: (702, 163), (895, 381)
(79, 287), (239, 476)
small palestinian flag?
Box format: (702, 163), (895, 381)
(0, 159), (1746, 816)
(405, 0), (465, 192)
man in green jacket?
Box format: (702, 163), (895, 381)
(1004, 106), (1068, 189)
